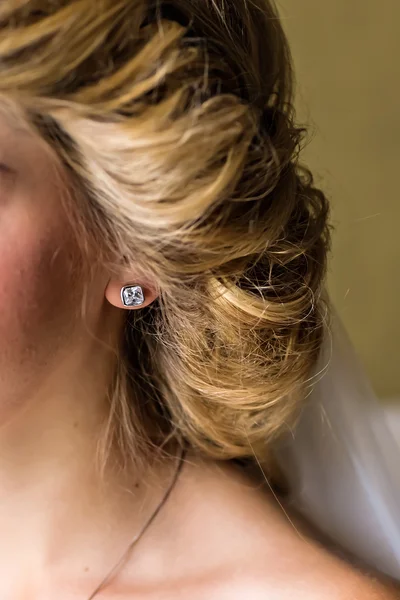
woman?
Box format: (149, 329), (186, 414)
(0, 0), (398, 598)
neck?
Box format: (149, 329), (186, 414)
(0, 338), (172, 593)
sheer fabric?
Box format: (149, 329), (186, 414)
(275, 303), (400, 579)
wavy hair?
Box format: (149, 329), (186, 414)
(0, 0), (332, 477)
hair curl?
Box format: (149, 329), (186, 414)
(0, 0), (332, 476)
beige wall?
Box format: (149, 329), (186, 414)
(279, 0), (400, 398)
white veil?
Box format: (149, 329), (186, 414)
(275, 299), (400, 580)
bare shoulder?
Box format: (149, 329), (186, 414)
(225, 558), (400, 600)
(170, 452), (400, 600)
(215, 570), (400, 600)
(208, 527), (400, 599)
(227, 561), (400, 600)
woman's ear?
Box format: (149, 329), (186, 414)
(104, 278), (159, 310)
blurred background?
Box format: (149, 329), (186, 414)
(278, 0), (400, 402)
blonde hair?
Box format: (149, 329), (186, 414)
(0, 0), (332, 476)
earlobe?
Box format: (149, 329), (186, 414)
(105, 279), (158, 310)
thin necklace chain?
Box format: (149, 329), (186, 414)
(86, 446), (186, 600)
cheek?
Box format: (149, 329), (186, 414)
(0, 235), (56, 349)
(0, 214), (81, 393)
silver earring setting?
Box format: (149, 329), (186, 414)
(120, 284), (145, 307)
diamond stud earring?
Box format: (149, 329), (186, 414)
(120, 284), (145, 307)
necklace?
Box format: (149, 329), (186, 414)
(86, 446), (186, 600)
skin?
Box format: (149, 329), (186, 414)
(0, 112), (164, 597)
(0, 112), (398, 599)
